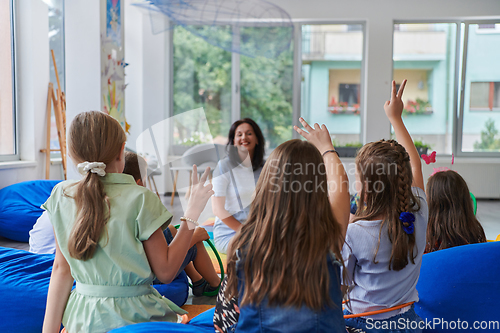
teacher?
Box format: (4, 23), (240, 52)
(212, 118), (265, 254)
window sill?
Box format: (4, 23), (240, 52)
(0, 160), (38, 170)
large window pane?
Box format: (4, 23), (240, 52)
(393, 23), (457, 155)
(173, 25), (232, 151)
(461, 23), (500, 153)
(0, 0), (15, 157)
(240, 26), (294, 149)
(48, 0), (65, 155)
(301, 24), (363, 146)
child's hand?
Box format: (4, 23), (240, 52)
(193, 227), (210, 244)
(185, 165), (214, 221)
(384, 79), (407, 121)
(294, 118), (334, 155)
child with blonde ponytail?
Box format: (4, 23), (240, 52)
(343, 80), (428, 332)
(42, 111), (214, 333)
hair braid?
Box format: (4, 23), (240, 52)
(389, 140), (410, 214)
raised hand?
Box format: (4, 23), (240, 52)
(185, 165), (214, 221)
(294, 117), (334, 155)
(384, 79), (407, 121)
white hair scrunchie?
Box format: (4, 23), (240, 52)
(77, 162), (107, 177)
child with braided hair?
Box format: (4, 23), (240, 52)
(343, 80), (427, 332)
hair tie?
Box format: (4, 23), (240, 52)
(399, 212), (415, 235)
(77, 162), (106, 177)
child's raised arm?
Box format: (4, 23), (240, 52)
(384, 79), (425, 191)
(294, 119), (350, 239)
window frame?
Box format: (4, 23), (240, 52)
(168, 19), (298, 150)
(294, 20), (367, 141)
(0, 0), (19, 162)
(392, 20), (462, 157)
(457, 20), (500, 157)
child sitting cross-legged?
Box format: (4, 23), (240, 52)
(123, 151), (221, 297)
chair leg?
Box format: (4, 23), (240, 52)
(151, 176), (160, 199)
(170, 170), (179, 206)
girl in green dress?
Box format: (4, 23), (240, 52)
(42, 111), (214, 333)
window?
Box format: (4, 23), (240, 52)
(301, 24), (364, 146)
(240, 26), (294, 148)
(0, 0), (16, 160)
(470, 82), (500, 111)
(460, 22), (500, 153)
(48, 0), (65, 156)
(172, 25), (232, 151)
(172, 24), (294, 151)
(392, 23), (457, 155)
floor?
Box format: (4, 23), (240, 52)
(1, 196), (499, 305)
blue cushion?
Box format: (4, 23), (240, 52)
(153, 271), (189, 307)
(0, 247), (189, 333)
(0, 246), (56, 333)
(416, 242), (500, 332)
(0, 180), (61, 242)
(109, 309), (215, 333)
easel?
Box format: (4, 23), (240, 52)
(40, 50), (67, 179)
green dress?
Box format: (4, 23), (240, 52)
(43, 173), (187, 333)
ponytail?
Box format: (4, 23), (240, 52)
(68, 172), (110, 260)
(66, 111), (126, 260)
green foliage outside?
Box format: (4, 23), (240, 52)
(413, 140), (432, 149)
(474, 118), (500, 151)
(173, 26), (232, 145)
(332, 139), (362, 148)
(173, 25), (293, 148)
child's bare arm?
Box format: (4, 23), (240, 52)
(144, 166), (214, 284)
(42, 236), (73, 333)
(384, 80), (425, 191)
(294, 118), (350, 240)
(212, 197), (243, 231)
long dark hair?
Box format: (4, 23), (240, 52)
(227, 118), (265, 171)
(425, 170), (486, 253)
(226, 140), (345, 310)
(354, 139), (419, 271)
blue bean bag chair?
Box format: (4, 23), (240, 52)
(0, 180), (61, 242)
(416, 241), (500, 332)
(108, 308), (216, 332)
(0, 247), (189, 333)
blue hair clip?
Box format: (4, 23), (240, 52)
(350, 194), (359, 215)
(399, 212), (415, 235)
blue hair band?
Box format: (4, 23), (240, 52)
(399, 212), (415, 235)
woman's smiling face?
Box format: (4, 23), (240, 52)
(234, 122), (258, 154)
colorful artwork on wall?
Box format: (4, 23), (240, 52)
(102, 0), (130, 133)
(107, 0), (121, 47)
